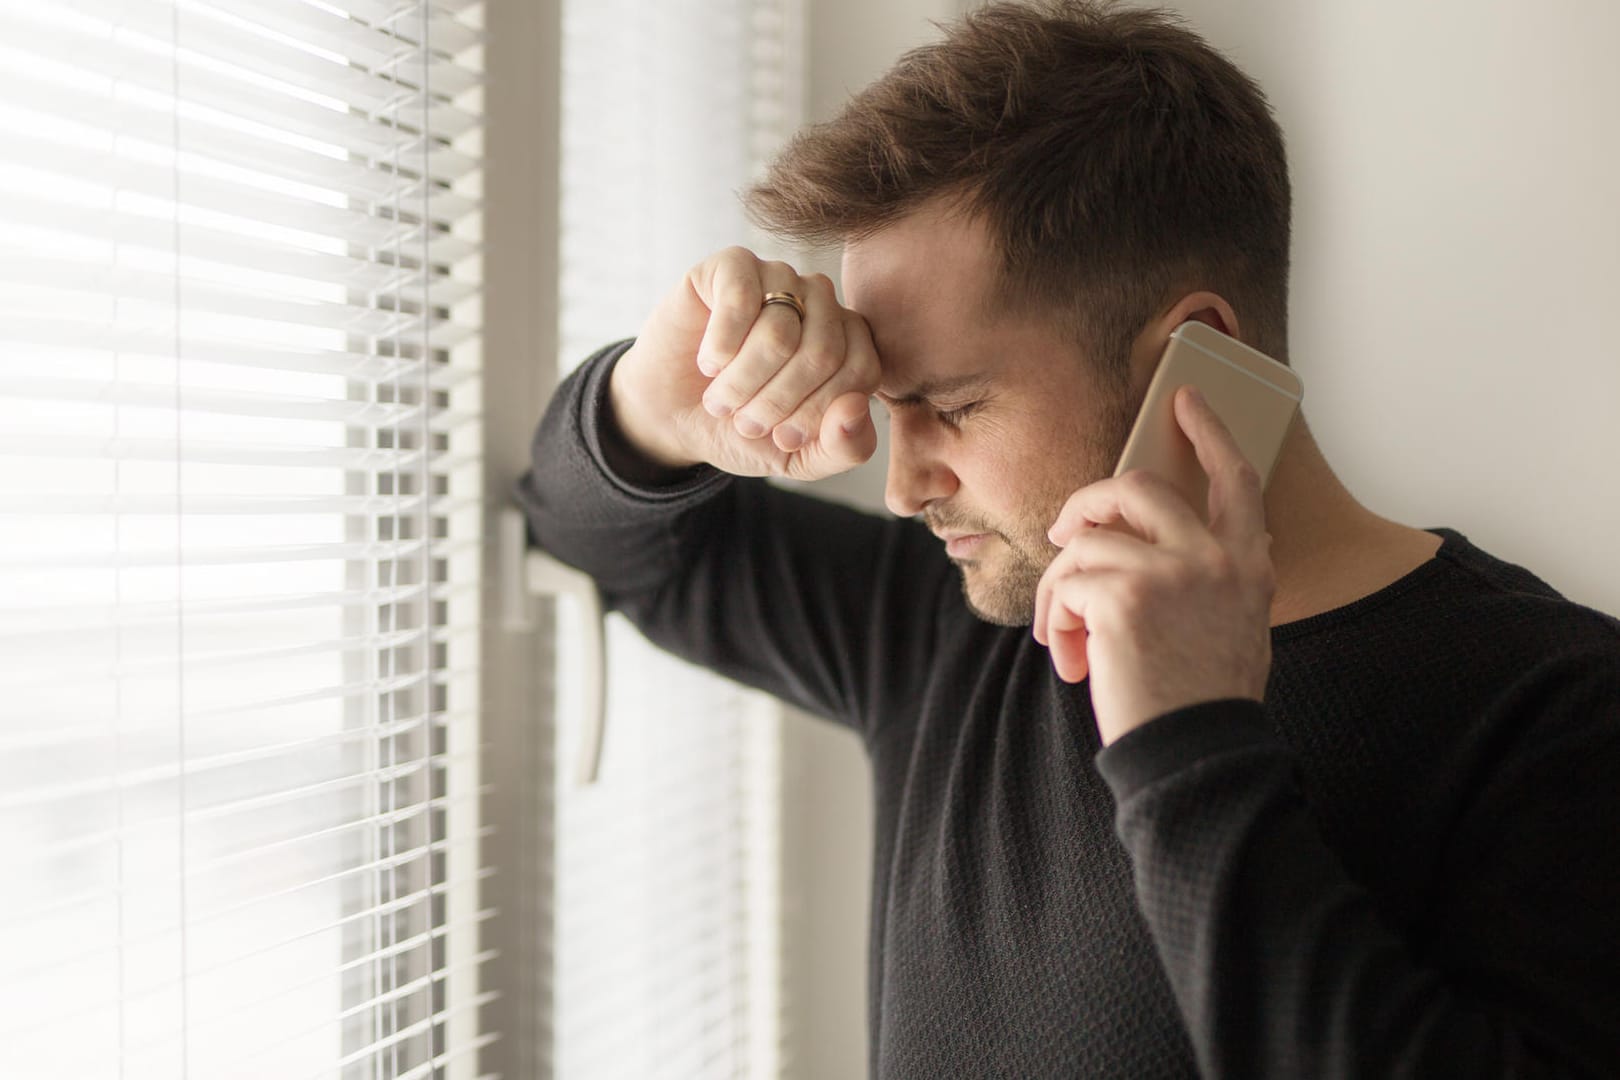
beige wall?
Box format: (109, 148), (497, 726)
(781, 3), (1620, 1077)
(1166, 0), (1620, 616)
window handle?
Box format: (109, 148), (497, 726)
(500, 506), (607, 786)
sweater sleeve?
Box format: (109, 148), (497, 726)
(1096, 674), (1620, 1079)
(512, 340), (956, 740)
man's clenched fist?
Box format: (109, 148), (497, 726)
(609, 246), (882, 482)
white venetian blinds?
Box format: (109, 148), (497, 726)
(0, 0), (490, 1077)
(554, 1), (804, 1077)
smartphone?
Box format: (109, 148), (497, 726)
(1112, 320), (1303, 519)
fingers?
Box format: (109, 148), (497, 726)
(691, 249), (879, 451)
(1047, 467), (1203, 549)
(699, 259), (810, 422)
(771, 309), (880, 451)
(733, 276), (849, 449)
(692, 247), (770, 378)
(682, 247), (883, 477)
(1033, 527), (1146, 646)
(800, 390), (880, 474)
(1043, 571), (1111, 683)
(1173, 386), (1267, 542)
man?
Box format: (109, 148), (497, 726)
(518, 2), (1620, 1075)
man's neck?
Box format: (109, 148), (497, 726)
(1260, 416), (1443, 627)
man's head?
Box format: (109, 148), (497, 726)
(745, 1), (1292, 624)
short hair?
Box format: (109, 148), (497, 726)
(744, 0), (1293, 376)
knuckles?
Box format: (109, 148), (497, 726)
(708, 246), (762, 285)
(797, 346), (842, 383)
(803, 271), (836, 298)
(1109, 573), (1158, 620)
(1228, 460), (1262, 494)
(753, 320), (799, 363)
(1199, 545), (1241, 586)
(1116, 468), (1169, 503)
(719, 283), (761, 315)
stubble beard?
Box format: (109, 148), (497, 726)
(951, 522), (1060, 627)
(944, 392), (1136, 627)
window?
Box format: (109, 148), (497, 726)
(0, 1), (489, 1076)
(549, 1), (805, 1076)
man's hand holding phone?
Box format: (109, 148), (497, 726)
(1034, 387), (1276, 746)
(609, 246), (881, 482)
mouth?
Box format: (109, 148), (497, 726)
(936, 532), (990, 559)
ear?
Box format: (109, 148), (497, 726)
(1156, 290), (1241, 341)
(1125, 291), (1243, 390)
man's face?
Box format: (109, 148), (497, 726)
(841, 204), (1141, 626)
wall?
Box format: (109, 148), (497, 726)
(1165, 0), (1620, 616)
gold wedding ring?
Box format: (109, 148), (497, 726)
(761, 291), (807, 321)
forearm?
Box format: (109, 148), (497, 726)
(514, 340), (731, 596)
(1097, 702), (1613, 1079)
(513, 339), (954, 735)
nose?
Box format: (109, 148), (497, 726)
(883, 414), (959, 518)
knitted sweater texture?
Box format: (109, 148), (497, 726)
(516, 342), (1620, 1078)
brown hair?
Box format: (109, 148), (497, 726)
(744, 0), (1292, 375)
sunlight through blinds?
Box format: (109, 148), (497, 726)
(0, 0), (491, 1076)
(553, 0), (805, 1077)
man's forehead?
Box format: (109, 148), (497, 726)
(843, 241), (1000, 399)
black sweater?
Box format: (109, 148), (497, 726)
(516, 343), (1620, 1079)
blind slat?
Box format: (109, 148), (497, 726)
(0, 437), (467, 475)
(12, 830), (494, 951)
(2, 706), (432, 814)
(5, 872), (496, 995)
(35, 0), (482, 116)
(13, 761), (457, 868)
(338, 0), (471, 25)
(328, 991), (500, 1075)
(0, 262), (433, 340)
(0, 375), (477, 426)
(197, 0), (484, 69)
(0, 16), (481, 158)
(17, 785), (491, 876)
(0, 538), (483, 573)
(0, 494), (449, 517)
(0, 132), (471, 246)
(3, 902), (497, 1040)
(126, 949), (497, 1064)
(6, 750), (475, 852)
(2, 625), (431, 696)
(0, 583), (434, 637)
(0, 303), (475, 388)
(328, 0), (487, 57)
(4, 921), (496, 1051)
(0, 196), (481, 299)
(395, 1035), (504, 1080)
(1, 69), (411, 207)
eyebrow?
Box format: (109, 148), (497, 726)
(875, 372), (993, 406)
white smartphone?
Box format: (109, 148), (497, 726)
(1112, 320), (1303, 519)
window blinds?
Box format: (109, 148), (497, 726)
(0, 1), (490, 1076)
(553, 1), (804, 1077)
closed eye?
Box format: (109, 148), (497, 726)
(936, 402), (981, 428)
